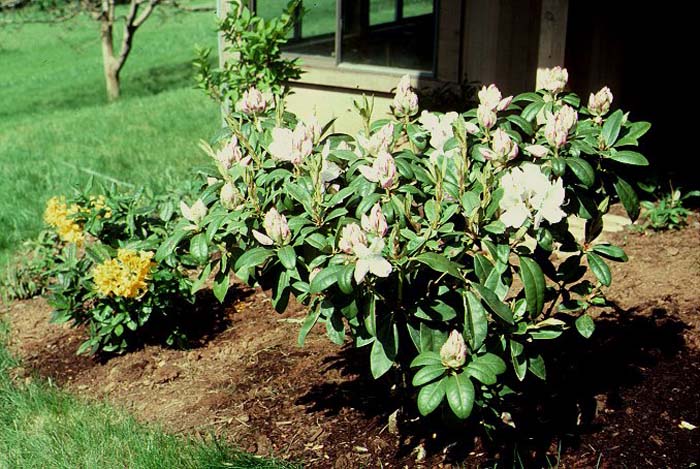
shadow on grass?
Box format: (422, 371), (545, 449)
(0, 61), (204, 120)
(295, 303), (693, 466)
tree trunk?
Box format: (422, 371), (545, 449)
(100, 8), (121, 101)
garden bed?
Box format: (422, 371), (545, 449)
(5, 220), (700, 468)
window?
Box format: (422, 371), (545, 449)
(255, 0), (437, 73)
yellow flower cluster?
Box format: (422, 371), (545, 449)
(92, 249), (155, 299)
(44, 196), (85, 245)
(89, 195), (112, 219)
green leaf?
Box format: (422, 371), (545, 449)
(155, 229), (187, 262)
(506, 115), (533, 135)
(464, 292), (487, 350)
(419, 322), (447, 353)
(234, 247), (274, 271)
(518, 256), (546, 318)
(586, 252), (612, 286)
(298, 302), (326, 346)
(602, 109), (624, 147)
(189, 233), (209, 263)
(473, 254), (493, 284)
(472, 284), (514, 324)
(84, 243), (113, 264)
(337, 264), (355, 294)
(528, 354), (547, 380)
(415, 253), (463, 279)
(326, 312), (346, 345)
(417, 378), (447, 416)
(446, 373), (475, 419)
(465, 361), (497, 385)
(412, 364), (447, 386)
(212, 271), (230, 303)
(614, 176), (640, 221)
(410, 351), (442, 368)
(608, 150), (649, 166)
(370, 338), (394, 378)
(309, 264), (345, 294)
(591, 244), (628, 262)
(277, 245), (297, 270)
(575, 314), (596, 338)
(616, 121), (651, 146)
(566, 158), (595, 187)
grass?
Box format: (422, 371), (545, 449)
(0, 319), (298, 469)
(0, 7), (221, 263)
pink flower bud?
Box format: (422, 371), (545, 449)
(376, 151), (397, 189)
(477, 104), (497, 130)
(391, 75), (419, 118)
(215, 136), (243, 170)
(558, 105), (578, 131)
(220, 182), (237, 208)
(587, 86), (613, 116)
(440, 330), (467, 369)
(491, 128), (519, 160)
(338, 223), (367, 254)
(524, 144), (549, 158)
(263, 208), (291, 245)
(361, 203), (388, 237)
(238, 87), (266, 115)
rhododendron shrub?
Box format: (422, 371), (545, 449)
(43, 186), (196, 354)
(160, 69), (650, 422)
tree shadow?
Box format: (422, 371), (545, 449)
(294, 302), (691, 466)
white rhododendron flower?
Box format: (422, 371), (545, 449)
(588, 86), (613, 117)
(361, 203), (388, 237)
(357, 123), (394, 156)
(338, 223), (367, 254)
(440, 330), (467, 369)
(215, 136), (248, 170)
(358, 151), (397, 189)
(269, 122), (314, 165)
(180, 199), (207, 225)
(418, 111), (458, 155)
(237, 87), (267, 115)
(539, 66), (569, 94)
(478, 84), (513, 111)
(353, 238), (392, 284)
(392, 74), (419, 118)
(480, 128), (519, 161)
(319, 141), (343, 186)
(499, 163), (566, 229)
(477, 104), (497, 130)
(253, 207), (291, 246)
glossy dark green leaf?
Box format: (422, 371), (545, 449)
(410, 351), (442, 368)
(277, 245), (297, 270)
(528, 354), (547, 380)
(602, 109), (624, 147)
(446, 373), (475, 419)
(189, 233), (209, 263)
(519, 256), (546, 317)
(614, 176), (640, 221)
(415, 252), (463, 279)
(586, 252), (612, 286)
(370, 338), (394, 378)
(417, 378), (447, 416)
(464, 292), (488, 350)
(234, 247), (274, 271)
(608, 150), (649, 166)
(591, 244), (628, 262)
(472, 284), (514, 324)
(309, 264), (345, 294)
(412, 364), (447, 386)
(566, 157), (595, 187)
(575, 314), (596, 338)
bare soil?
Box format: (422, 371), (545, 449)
(4, 216), (700, 468)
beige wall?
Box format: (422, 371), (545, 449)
(286, 85), (393, 135)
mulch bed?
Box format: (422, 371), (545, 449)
(4, 218), (700, 468)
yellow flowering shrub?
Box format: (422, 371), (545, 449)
(92, 249), (155, 299)
(43, 196), (85, 245)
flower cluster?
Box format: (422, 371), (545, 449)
(391, 74), (419, 118)
(499, 163), (566, 229)
(253, 207), (292, 246)
(338, 212), (392, 284)
(92, 249), (155, 299)
(237, 86), (267, 115)
(43, 196), (85, 245)
(269, 118), (320, 165)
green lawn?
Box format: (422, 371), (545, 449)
(0, 319), (298, 469)
(0, 7), (221, 263)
